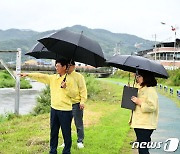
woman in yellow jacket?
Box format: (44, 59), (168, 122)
(130, 70), (159, 154)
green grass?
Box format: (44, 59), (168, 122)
(101, 77), (135, 86)
(0, 80), (133, 154)
(0, 70), (32, 89)
(0, 70), (15, 88)
(0, 114), (50, 153)
(119, 129), (137, 154)
(70, 104), (131, 154)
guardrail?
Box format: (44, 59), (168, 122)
(157, 84), (180, 99)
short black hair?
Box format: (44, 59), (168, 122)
(55, 58), (69, 68)
(138, 70), (157, 87)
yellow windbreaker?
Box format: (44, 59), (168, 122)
(69, 71), (87, 105)
(130, 86), (159, 129)
(28, 73), (78, 111)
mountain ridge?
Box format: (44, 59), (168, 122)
(0, 25), (154, 62)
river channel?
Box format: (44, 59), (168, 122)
(0, 81), (46, 115)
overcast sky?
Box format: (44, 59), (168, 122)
(0, 0), (180, 41)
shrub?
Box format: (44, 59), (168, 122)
(157, 69), (180, 86)
(0, 70), (32, 88)
(32, 85), (51, 115)
(171, 71), (180, 86)
(0, 79), (14, 88)
(20, 79), (32, 89)
(84, 74), (101, 98)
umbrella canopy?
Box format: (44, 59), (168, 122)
(25, 43), (64, 59)
(38, 29), (106, 67)
(106, 54), (169, 78)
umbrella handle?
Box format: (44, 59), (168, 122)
(128, 72), (130, 86)
(60, 74), (67, 88)
(133, 76), (136, 88)
(60, 60), (72, 88)
(133, 69), (139, 87)
(60, 59), (74, 88)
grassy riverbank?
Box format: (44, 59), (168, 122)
(0, 79), (134, 154)
(0, 70), (32, 88)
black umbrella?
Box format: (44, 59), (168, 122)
(25, 43), (64, 59)
(25, 42), (74, 88)
(106, 54), (168, 79)
(38, 29), (106, 67)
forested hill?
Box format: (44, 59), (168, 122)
(0, 25), (154, 62)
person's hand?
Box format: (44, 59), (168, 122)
(61, 81), (67, 88)
(79, 104), (85, 110)
(131, 96), (142, 106)
(19, 73), (28, 78)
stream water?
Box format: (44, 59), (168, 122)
(0, 81), (46, 115)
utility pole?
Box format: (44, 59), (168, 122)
(173, 31), (176, 70)
(153, 34), (157, 61)
(0, 49), (21, 115)
(114, 42), (121, 55)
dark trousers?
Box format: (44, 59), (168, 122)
(134, 128), (154, 154)
(50, 108), (72, 154)
(72, 103), (84, 143)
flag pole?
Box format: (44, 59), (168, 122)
(173, 30), (176, 70)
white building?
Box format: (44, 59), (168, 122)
(137, 39), (180, 69)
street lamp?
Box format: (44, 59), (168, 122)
(161, 22), (177, 69)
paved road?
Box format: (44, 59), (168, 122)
(150, 94), (180, 154)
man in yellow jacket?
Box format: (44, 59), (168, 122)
(20, 58), (77, 154)
(60, 61), (87, 149)
(69, 61), (87, 148)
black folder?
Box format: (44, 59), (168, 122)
(121, 86), (138, 110)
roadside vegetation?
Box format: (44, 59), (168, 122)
(0, 75), (134, 154)
(157, 69), (180, 86)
